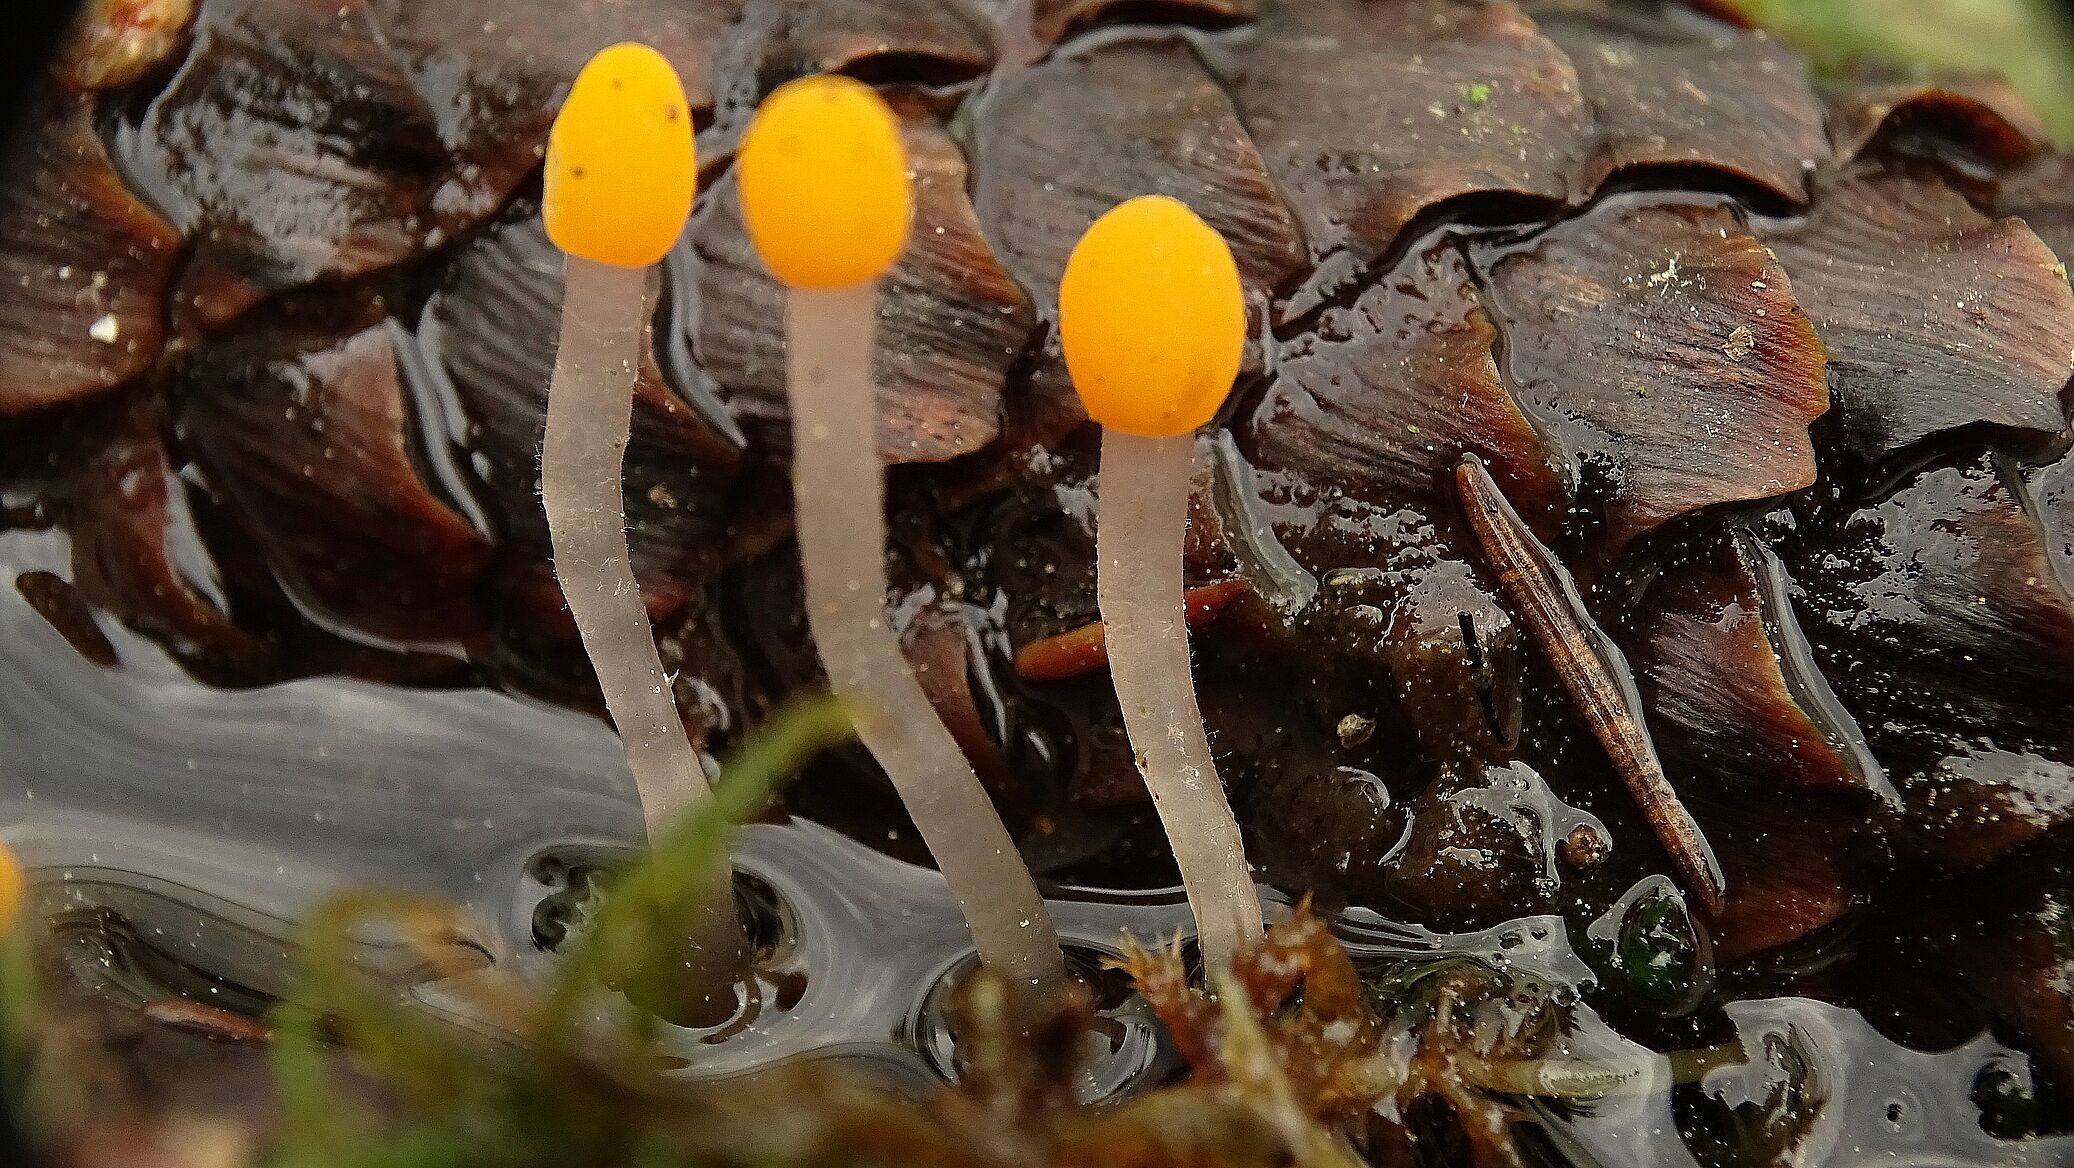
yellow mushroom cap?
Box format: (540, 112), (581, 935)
(0, 842), (19, 934)
(1060, 196), (1246, 439)
(737, 75), (911, 290)
(544, 43), (697, 269)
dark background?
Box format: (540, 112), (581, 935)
(1, 0), (84, 155)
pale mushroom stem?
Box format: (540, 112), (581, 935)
(785, 284), (1070, 1001)
(543, 253), (746, 1022)
(1096, 429), (1263, 972)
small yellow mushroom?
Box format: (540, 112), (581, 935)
(1060, 195), (1247, 439)
(1060, 195), (1263, 974)
(542, 43), (744, 1025)
(739, 74), (1068, 1003)
(0, 841), (20, 935)
(544, 42), (697, 270)
(737, 75), (911, 290)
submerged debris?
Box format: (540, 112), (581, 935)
(1124, 907), (1699, 1168)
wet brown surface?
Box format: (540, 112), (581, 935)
(1538, 8), (1827, 201)
(367, 0), (740, 188)
(108, 0), (741, 330)
(61, 401), (268, 677)
(1384, 759), (1593, 925)
(1476, 198), (1827, 557)
(1243, 245), (1565, 527)
(1221, 462), (1518, 770)
(736, 0), (993, 86)
(173, 317), (492, 648)
(1761, 169), (2074, 461)
(1626, 532), (1886, 799)
(970, 34), (1305, 308)
(1860, 848), (2074, 1101)
(1998, 153), (2074, 278)
(1020, 0), (1258, 47)
(1228, 0), (1585, 302)
(1787, 450), (2074, 872)
(2028, 436), (2074, 583)
(1620, 531), (1887, 958)
(14, 569), (121, 668)
(1827, 73), (2050, 168)
(0, 99), (176, 415)
(112, 0), (460, 328)
(1684, 780), (1863, 962)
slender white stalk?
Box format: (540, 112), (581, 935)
(1097, 429), (1263, 973)
(544, 255), (745, 1022)
(786, 285), (1069, 1001)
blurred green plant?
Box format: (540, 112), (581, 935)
(267, 697), (857, 1168)
(249, 696), (1338, 1168)
(1730, 0), (2074, 140)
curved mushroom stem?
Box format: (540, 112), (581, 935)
(786, 284), (1071, 1003)
(1096, 429), (1263, 973)
(543, 254), (746, 1025)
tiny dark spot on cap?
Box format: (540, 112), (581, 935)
(571, 165), (587, 178)
(665, 104), (680, 121)
(611, 78), (624, 90)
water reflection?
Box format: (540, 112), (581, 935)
(0, 524), (1191, 1090)
(5, 523), (2072, 1163)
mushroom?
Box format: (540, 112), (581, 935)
(541, 42), (745, 1023)
(0, 840), (25, 1034)
(1059, 195), (1263, 972)
(736, 75), (1069, 1001)
(0, 840), (18, 936)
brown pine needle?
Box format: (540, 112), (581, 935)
(1454, 455), (1725, 913)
